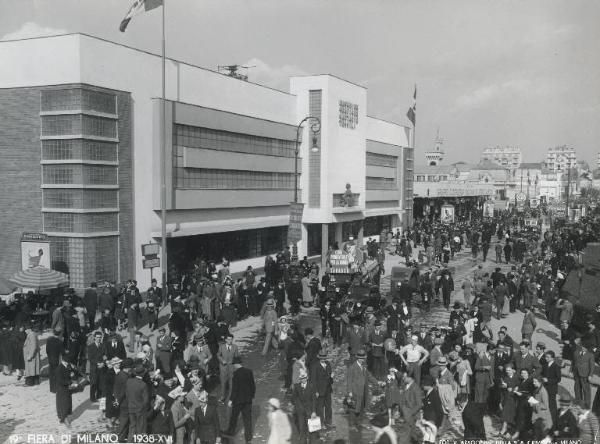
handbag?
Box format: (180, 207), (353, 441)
(307, 416), (322, 433)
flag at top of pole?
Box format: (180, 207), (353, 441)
(406, 84), (416, 127)
(119, 0), (163, 32)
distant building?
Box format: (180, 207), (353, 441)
(424, 129), (444, 166)
(545, 145), (577, 172)
(481, 146), (521, 170)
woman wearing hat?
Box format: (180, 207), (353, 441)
(266, 398), (291, 444)
(499, 363), (518, 437)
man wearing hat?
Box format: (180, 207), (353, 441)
(125, 365), (150, 440)
(553, 395), (578, 439)
(225, 356), (255, 443)
(368, 321), (386, 380)
(262, 299), (278, 356)
(347, 321), (366, 359)
(156, 327), (173, 375)
(346, 350), (378, 429)
(147, 278), (163, 310)
(572, 341), (595, 408)
(422, 374), (444, 429)
(169, 386), (190, 444)
(218, 333), (240, 403)
(310, 350), (333, 429)
(542, 349), (561, 426)
(292, 370), (318, 443)
(88, 331), (106, 403)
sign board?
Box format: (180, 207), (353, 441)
(21, 232), (51, 270)
(143, 258), (160, 269)
(287, 202), (305, 244)
(142, 243), (160, 257)
(440, 204), (455, 224)
(329, 250), (352, 274)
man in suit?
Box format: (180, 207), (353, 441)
(552, 396), (578, 439)
(512, 341), (542, 377)
(292, 371), (318, 444)
(114, 358), (133, 443)
(46, 329), (63, 394)
(105, 332), (127, 360)
(156, 327), (173, 375)
(417, 323), (434, 351)
(346, 350), (379, 429)
(542, 350), (561, 426)
(304, 328), (321, 369)
(309, 350), (333, 428)
(83, 283), (98, 329)
(422, 375), (444, 429)
(346, 321), (365, 358)
(398, 375), (422, 424)
(496, 329), (514, 359)
(218, 333), (240, 403)
(225, 356), (255, 444)
(126, 365), (150, 441)
(194, 390), (221, 444)
(458, 394), (486, 439)
(572, 341), (595, 408)
(88, 331), (106, 402)
(147, 278), (163, 308)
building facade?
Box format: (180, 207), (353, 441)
(481, 146), (522, 170)
(545, 145), (577, 172)
(0, 33), (411, 289)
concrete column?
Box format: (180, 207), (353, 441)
(321, 223), (329, 271)
(299, 224), (308, 259)
(357, 220), (364, 247)
(334, 222), (343, 249)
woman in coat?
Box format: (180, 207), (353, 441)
(455, 351), (473, 395)
(530, 376), (553, 439)
(23, 325), (40, 385)
(512, 368), (534, 439)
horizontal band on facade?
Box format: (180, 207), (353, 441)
(44, 231), (119, 238)
(41, 207), (119, 213)
(40, 135), (119, 143)
(40, 160), (119, 166)
(40, 109), (118, 119)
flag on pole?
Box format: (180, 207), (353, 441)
(119, 0), (162, 32)
(406, 84), (416, 126)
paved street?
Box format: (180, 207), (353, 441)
(0, 246), (593, 443)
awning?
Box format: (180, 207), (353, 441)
(9, 266), (69, 291)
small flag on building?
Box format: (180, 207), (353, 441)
(406, 84), (416, 126)
(119, 0), (162, 32)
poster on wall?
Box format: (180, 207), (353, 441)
(440, 204), (455, 224)
(21, 233), (51, 270)
(483, 201), (494, 218)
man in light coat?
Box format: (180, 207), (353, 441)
(262, 299), (278, 356)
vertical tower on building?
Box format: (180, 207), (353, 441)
(424, 128), (444, 166)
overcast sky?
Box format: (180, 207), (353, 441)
(2, 0), (599, 166)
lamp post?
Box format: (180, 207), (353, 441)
(291, 116), (321, 262)
(566, 164), (571, 219)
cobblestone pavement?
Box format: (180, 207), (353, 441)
(0, 247), (589, 443)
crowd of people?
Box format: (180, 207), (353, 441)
(1, 210), (600, 443)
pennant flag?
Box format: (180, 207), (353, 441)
(406, 84), (416, 126)
(119, 0), (162, 32)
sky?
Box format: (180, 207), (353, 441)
(1, 0), (599, 166)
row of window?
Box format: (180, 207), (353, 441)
(42, 115), (117, 139)
(41, 88), (117, 115)
(43, 189), (119, 209)
(415, 175), (450, 182)
(366, 176), (397, 190)
(366, 152), (397, 168)
(308, 90), (322, 208)
(44, 213), (118, 233)
(42, 139), (118, 162)
(174, 167), (294, 190)
(42, 165), (118, 185)
(174, 125), (295, 158)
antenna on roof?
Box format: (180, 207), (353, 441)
(217, 64), (256, 82)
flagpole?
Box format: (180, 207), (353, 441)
(160, 0), (168, 300)
(410, 83), (416, 228)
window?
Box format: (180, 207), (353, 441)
(82, 115), (117, 139)
(43, 189), (118, 208)
(41, 88), (116, 114)
(366, 177), (397, 190)
(43, 165), (117, 185)
(174, 168), (293, 189)
(174, 125), (295, 157)
(42, 140), (118, 162)
(366, 152), (397, 168)
(42, 115), (117, 139)
(44, 213), (118, 232)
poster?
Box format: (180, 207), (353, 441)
(483, 201), (494, 218)
(440, 204), (455, 224)
(21, 233), (51, 270)
(287, 202), (304, 244)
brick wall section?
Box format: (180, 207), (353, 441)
(0, 88), (44, 279)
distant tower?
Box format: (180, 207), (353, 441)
(425, 128), (445, 166)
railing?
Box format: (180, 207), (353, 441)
(332, 193), (360, 208)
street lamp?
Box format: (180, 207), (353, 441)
(291, 116), (321, 262)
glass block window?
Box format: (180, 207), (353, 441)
(366, 176), (397, 190)
(43, 189), (118, 209)
(174, 125), (295, 157)
(366, 152), (397, 168)
(82, 115), (117, 139)
(42, 114), (81, 136)
(174, 168), (294, 189)
(42, 140), (118, 162)
(41, 88), (116, 115)
(44, 213), (118, 233)
(308, 90), (322, 208)
(92, 236), (119, 282)
(43, 165), (117, 185)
